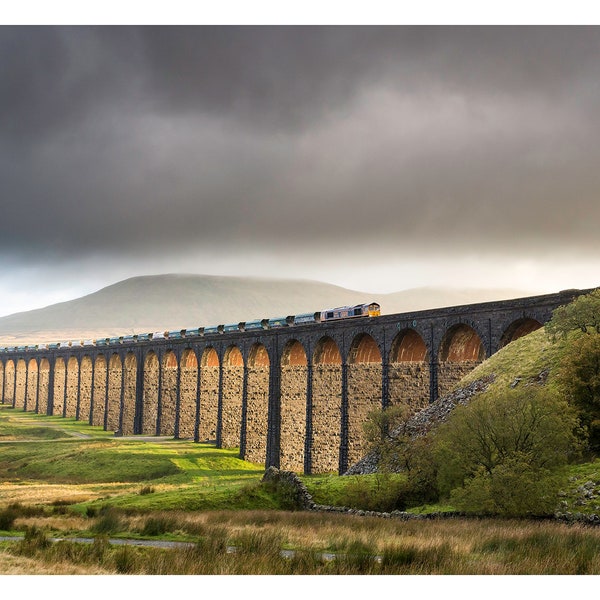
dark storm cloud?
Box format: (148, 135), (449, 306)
(2, 25), (600, 264)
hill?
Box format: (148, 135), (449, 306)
(0, 273), (530, 344)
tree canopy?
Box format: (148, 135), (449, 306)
(433, 386), (582, 515)
(545, 289), (600, 338)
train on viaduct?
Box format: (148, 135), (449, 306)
(0, 288), (590, 474)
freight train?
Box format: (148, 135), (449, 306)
(1, 302), (380, 352)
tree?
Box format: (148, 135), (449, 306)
(556, 333), (600, 451)
(363, 403), (413, 473)
(545, 288), (600, 339)
(545, 288), (600, 452)
(362, 404), (440, 506)
(433, 386), (582, 516)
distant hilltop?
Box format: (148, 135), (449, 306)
(0, 273), (531, 344)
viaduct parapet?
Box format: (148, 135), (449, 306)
(0, 288), (590, 474)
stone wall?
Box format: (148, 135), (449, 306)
(106, 356), (122, 432)
(199, 366), (219, 442)
(142, 354), (159, 434)
(221, 365), (243, 448)
(279, 365), (307, 472)
(121, 354), (137, 435)
(65, 357), (79, 418)
(25, 360), (38, 411)
(52, 358), (66, 416)
(437, 361), (482, 398)
(92, 356), (107, 427)
(15, 359), (26, 410)
(178, 355), (198, 439)
(244, 366), (269, 464)
(3, 361), (14, 405)
(311, 365), (342, 473)
(347, 363), (382, 467)
(159, 358), (178, 436)
(78, 357), (93, 423)
(388, 362), (430, 413)
(38, 360), (50, 415)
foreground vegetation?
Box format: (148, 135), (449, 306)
(1, 404), (600, 574)
(360, 289), (600, 518)
(4, 510), (600, 575)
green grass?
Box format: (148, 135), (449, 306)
(0, 404), (279, 513)
(302, 472), (407, 508)
(0, 408), (114, 440)
(0, 425), (71, 440)
(462, 327), (568, 393)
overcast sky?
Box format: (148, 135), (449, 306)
(1, 23), (600, 317)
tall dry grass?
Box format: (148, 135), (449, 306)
(4, 510), (600, 574)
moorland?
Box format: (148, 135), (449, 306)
(1, 402), (600, 575)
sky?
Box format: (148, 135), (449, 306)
(1, 6), (600, 318)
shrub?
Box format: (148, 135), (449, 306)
(91, 509), (123, 535)
(342, 474), (408, 512)
(141, 516), (176, 537)
(335, 540), (378, 574)
(0, 507), (18, 531)
(85, 506), (98, 518)
(434, 386), (582, 515)
(545, 289), (600, 338)
(556, 334), (600, 451)
(113, 545), (137, 574)
(16, 526), (51, 556)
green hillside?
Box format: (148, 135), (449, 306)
(406, 306), (600, 518)
(461, 326), (566, 392)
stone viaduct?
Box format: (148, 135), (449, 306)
(0, 288), (589, 474)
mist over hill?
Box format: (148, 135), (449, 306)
(0, 274), (531, 344)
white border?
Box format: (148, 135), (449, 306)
(2, 1), (600, 25)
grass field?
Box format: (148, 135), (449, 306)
(2, 402), (600, 576)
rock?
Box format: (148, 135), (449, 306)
(261, 466), (316, 510)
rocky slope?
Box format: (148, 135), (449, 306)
(345, 375), (496, 475)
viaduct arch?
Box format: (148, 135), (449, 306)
(0, 288), (589, 474)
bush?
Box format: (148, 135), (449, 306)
(0, 507), (18, 531)
(361, 406), (441, 507)
(91, 508), (123, 535)
(141, 516), (176, 537)
(449, 457), (564, 516)
(545, 289), (600, 338)
(16, 526), (51, 556)
(556, 334), (600, 452)
(342, 474), (408, 512)
(434, 386), (582, 515)
(113, 545), (137, 574)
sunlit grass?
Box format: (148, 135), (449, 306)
(0, 407), (114, 440)
(461, 327), (568, 394)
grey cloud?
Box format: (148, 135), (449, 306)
(1, 26), (600, 268)
(0, 27), (141, 144)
